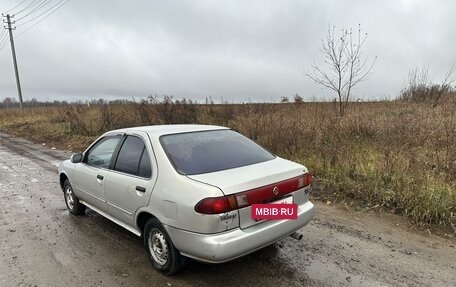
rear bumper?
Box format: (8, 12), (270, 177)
(164, 201), (315, 263)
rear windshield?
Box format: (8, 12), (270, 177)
(160, 129), (275, 175)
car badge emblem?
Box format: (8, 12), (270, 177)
(273, 186), (279, 195)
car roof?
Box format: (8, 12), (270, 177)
(109, 124), (229, 137)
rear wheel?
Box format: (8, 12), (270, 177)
(144, 218), (182, 275)
(63, 179), (86, 215)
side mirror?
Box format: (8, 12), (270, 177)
(71, 153), (83, 163)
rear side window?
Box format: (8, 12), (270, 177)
(138, 150), (152, 178)
(114, 136), (151, 178)
(160, 129), (275, 175)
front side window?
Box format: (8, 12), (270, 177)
(160, 129), (275, 175)
(114, 136), (151, 178)
(85, 135), (122, 168)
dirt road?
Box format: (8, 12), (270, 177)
(0, 133), (455, 287)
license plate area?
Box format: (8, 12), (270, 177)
(252, 196), (297, 221)
(272, 196), (293, 205)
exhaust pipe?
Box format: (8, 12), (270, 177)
(290, 232), (303, 240)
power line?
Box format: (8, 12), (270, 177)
(0, 29), (6, 40)
(0, 40), (8, 50)
(17, 0), (58, 25)
(0, 41), (8, 50)
(0, 29), (8, 42)
(15, 0), (44, 16)
(5, 0), (29, 13)
(0, 16), (10, 50)
(17, 0), (54, 22)
(15, 0), (41, 15)
(0, 30), (9, 50)
(15, 0), (70, 38)
(0, 32), (7, 44)
(1, 0), (71, 48)
(0, 38), (7, 49)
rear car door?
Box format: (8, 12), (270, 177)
(104, 132), (158, 227)
(72, 134), (122, 211)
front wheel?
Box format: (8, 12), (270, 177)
(63, 179), (86, 215)
(144, 218), (182, 275)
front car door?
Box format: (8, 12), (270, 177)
(104, 132), (158, 227)
(71, 134), (123, 211)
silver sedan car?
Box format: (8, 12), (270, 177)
(58, 125), (314, 275)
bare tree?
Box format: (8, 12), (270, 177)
(399, 61), (455, 106)
(293, 93), (304, 104)
(400, 63), (434, 102)
(303, 25), (376, 115)
(280, 96), (290, 103)
(433, 62), (456, 107)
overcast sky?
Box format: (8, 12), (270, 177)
(0, 0), (455, 103)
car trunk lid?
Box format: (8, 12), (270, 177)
(188, 157), (309, 229)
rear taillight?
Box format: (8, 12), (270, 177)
(194, 197), (230, 214)
(195, 172), (311, 214)
(303, 172), (312, 187)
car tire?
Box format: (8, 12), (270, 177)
(144, 218), (182, 275)
(63, 179), (86, 215)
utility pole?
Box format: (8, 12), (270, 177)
(2, 13), (23, 109)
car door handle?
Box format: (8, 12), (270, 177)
(97, 174), (104, 180)
(136, 186), (146, 193)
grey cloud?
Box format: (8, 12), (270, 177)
(0, 0), (455, 102)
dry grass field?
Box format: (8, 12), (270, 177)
(0, 99), (455, 232)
